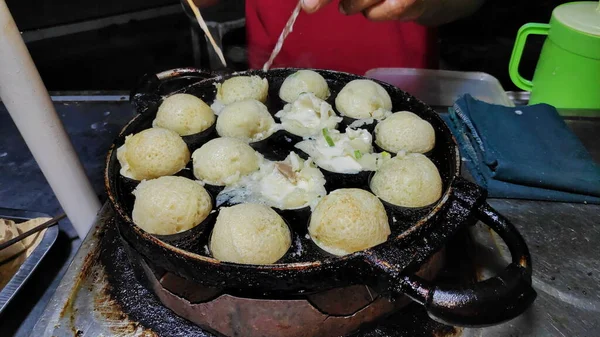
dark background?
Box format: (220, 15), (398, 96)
(5, 0), (570, 92)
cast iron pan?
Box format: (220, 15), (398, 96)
(105, 67), (536, 327)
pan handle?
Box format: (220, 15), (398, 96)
(370, 201), (536, 327)
(130, 68), (216, 115)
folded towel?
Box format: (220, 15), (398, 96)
(442, 94), (600, 204)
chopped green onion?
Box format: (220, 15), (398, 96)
(322, 128), (335, 147)
(354, 150), (362, 159)
(382, 151), (391, 159)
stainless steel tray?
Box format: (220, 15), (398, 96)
(365, 68), (515, 108)
(0, 208), (59, 314)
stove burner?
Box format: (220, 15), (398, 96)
(99, 219), (470, 337)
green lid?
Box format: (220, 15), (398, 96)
(550, 1), (600, 59)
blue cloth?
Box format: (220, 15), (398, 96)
(441, 94), (600, 204)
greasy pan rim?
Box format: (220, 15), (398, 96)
(104, 68), (461, 270)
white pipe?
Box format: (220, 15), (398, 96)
(0, 0), (100, 238)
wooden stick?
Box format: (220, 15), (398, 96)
(263, 0), (303, 71)
(186, 0), (227, 68)
(0, 213), (66, 251)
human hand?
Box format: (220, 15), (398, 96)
(302, 0), (430, 22)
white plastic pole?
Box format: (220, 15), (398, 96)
(0, 0), (100, 238)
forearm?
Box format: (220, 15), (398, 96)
(418, 0), (485, 26)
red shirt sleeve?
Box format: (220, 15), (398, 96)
(246, 0), (438, 75)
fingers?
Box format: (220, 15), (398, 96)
(362, 0), (426, 21)
(338, 0), (383, 15)
(302, 0), (334, 13)
(303, 0), (427, 21)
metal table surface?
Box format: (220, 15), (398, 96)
(1, 90), (599, 337)
(0, 93), (134, 337)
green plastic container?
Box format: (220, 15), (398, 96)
(509, 2), (600, 115)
